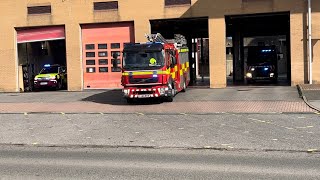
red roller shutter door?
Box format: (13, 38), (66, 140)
(81, 22), (134, 89)
(17, 26), (65, 43)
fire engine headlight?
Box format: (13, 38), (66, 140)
(158, 88), (165, 95)
(246, 73), (252, 78)
(270, 73), (275, 77)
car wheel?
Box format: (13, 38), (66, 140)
(56, 80), (62, 90)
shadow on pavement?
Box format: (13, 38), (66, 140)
(81, 89), (163, 105)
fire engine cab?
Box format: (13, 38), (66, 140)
(121, 33), (190, 103)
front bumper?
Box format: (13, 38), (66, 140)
(34, 80), (58, 88)
(246, 72), (275, 80)
(122, 85), (172, 99)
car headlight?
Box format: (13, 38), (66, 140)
(246, 73), (252, 78)
(270, 73), (275, 77)
(264, 67), (269, 71)
(251, 68), (255, 71)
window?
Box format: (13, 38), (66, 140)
(86, 52), (95, 57)
(98, 44), (108, 49)
(111, 67), (121, 72)
(99, 67), (108, 73)
(164, 0), (191, 6)
(86, 67), (96, 73)
(28, 5), (51, 14)
(111, 43), (120, 49)
(111, 51), (120, 58)
(86, 44), (95, 50)
(99, 59), (108, 65)
(112, 59), (121, 65)
(94, 1), (119, 11)
(86, 60), (95, 65)
(98, 52), (108, 57)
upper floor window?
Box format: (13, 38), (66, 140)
(164, 0), (191, 6)
(94, 1), (119, 11)
(28, 5), (51, 15)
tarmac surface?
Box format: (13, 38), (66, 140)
(0, 86), (315, 113)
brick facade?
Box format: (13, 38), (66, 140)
(0, 0), (319, 92)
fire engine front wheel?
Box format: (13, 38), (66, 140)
(164, 83), (175, 102)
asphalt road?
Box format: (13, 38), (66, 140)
(0, 113), (319, 151)
(0, 146), (319, 179)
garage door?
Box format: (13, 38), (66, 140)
(17, 26), (65, 43)
(81, 22), (135, 89)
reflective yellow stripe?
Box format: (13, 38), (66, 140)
(122, 70), (170, 76)
(186, 62), (189, 68)
(179, 49), (189, 53)
(180, 70), (183, 76)
(171, 72), (176, 79)
(182, 64), (185, 70)
(174, 65), (178, 72)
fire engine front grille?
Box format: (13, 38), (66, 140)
(129, 78), (158, 84)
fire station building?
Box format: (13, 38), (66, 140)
(0, 0), (319, 92)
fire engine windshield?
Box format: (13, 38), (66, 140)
(123, 51), (165, 70)
(247, 48), (277, 65)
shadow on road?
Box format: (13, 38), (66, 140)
(81, 89), (164, 105)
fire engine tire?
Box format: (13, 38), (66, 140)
(181, 79), (187, 92)
(166, 96), (173, 102)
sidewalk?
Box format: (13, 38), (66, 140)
(298, 84), (320, 112)
(0, 86), (315, 114)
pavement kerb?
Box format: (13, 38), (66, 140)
(0, 143), (319, 154)
(0, 111), (317, 115)
(297, 85), (320, 112)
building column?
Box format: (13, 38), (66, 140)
(209, 17), (227, 88)
(290, 12), (306, 85)
(134, 18), (151, 43)
(0, 26), (18, 92)
(65, 23), (83, 91)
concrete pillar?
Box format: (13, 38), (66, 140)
(209, 17), (226, 88)
(134, 18), (151, 43)
(290, 12), (305, 85)
(0, 26), (18, 92)
(65, 23), (83, 91)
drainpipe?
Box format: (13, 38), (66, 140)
(308, 0), (313, 84)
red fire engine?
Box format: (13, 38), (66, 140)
(121, 33), (190, 103)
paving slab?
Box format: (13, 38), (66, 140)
(0, 86), (314, 113)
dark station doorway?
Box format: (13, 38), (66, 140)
(16, 26), (67, 92)
(150, 17), (209, 87)
(226, 12), (291, 86)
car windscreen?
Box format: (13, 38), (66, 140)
(40, 67), (59, 74)
(123, 50), (165, 70)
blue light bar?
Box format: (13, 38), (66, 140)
(261, 49), (272, 53)
(44, 64), (51, 67)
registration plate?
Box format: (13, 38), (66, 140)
(40, 82), (48, 85)
(138, 94), (152, 98)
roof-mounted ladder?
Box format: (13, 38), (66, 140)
(145, 33), (168, 43)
